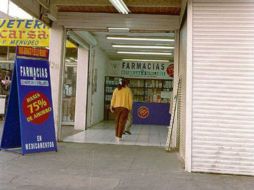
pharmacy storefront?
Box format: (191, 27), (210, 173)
(105, 61), (173, 125)
(9, 0), (254, 177)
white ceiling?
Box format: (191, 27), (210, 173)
(53, 1), (179, 61)
(10, 0), (180, 61)
(74, 31), (175, 61)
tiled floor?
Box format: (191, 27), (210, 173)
(63, 121), (169, 147)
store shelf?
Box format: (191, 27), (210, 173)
(104, 76), (173, 120)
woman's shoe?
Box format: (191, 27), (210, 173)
(125, 131), (131, 135)
(115, 137), (120, 144)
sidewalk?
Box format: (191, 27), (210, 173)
(0, 141), (254, 190)
(1, 121), (254, 190)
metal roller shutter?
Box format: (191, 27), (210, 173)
(192, 0), (254, 175)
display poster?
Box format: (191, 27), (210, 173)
(107, 61), (174, 79)
(1, 46), (57, 154)
(132, 102), (171, 125)
(0, 19), (75, 47)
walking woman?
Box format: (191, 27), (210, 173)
(110, 78), (133, 143)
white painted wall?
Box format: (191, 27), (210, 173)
(170, 30), (180, 149)
(74, 47), (89, 130)
(49, 23), (65, 140)
(89, 47), (108, 125)
(179, 16), (187, 161)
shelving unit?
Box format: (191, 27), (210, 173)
(104, 76), (173, 120)
(104, 76), (122, 120)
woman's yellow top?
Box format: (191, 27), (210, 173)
(110, 87), (133, 111)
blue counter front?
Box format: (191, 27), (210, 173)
(132, 102), (171, 125)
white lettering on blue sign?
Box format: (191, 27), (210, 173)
(25, 141), (55, 150)
(20, 66), (48, 79)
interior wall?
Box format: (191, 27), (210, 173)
(90, 47), (108, 125)
(179, 16), (187, 161)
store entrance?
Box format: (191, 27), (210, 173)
(61, 47), (81, 139)
(61, 30), (176, 147)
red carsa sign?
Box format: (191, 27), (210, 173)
(137, 106), (150, 119)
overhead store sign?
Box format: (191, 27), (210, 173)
(0, 19), (75, 48)
(107, 61), (174, 79)
(0, 19), (48, 47)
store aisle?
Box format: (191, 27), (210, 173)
(63, 121), (169, 147)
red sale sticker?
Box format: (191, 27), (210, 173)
(22, 91), (51, 124)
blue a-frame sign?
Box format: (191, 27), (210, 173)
(1, 46), (57, 154)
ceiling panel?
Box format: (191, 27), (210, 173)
(129, 7), (180, 15)
(57, 6), (118, 13)
(55, 0), (179, 61)
(75, 31), (175, 61)
(54, 0), (181, 15)
(58, 13), (179, 32)
(57, 6), (180, 15)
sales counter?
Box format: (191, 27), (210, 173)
(132, 102), (171, 125)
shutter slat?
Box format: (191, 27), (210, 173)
(192, 0), (254, 175)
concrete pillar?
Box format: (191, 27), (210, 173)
(49, 23), (65, 141)
(74, 47), (89, 130)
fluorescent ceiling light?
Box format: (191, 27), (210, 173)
(47, 13), (57, 22)
(117, 51), (172, 55)
(107, 36), (174, 42)
(113, 44), (174, 49)
(122, 59), (170, 63)
(69, 57), (77, 62)
(108, 27), (129, 31)
(108, 27), (129, 33)
(109, 0), (130, 14)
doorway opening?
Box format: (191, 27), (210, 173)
(61, 30), (176, 147)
